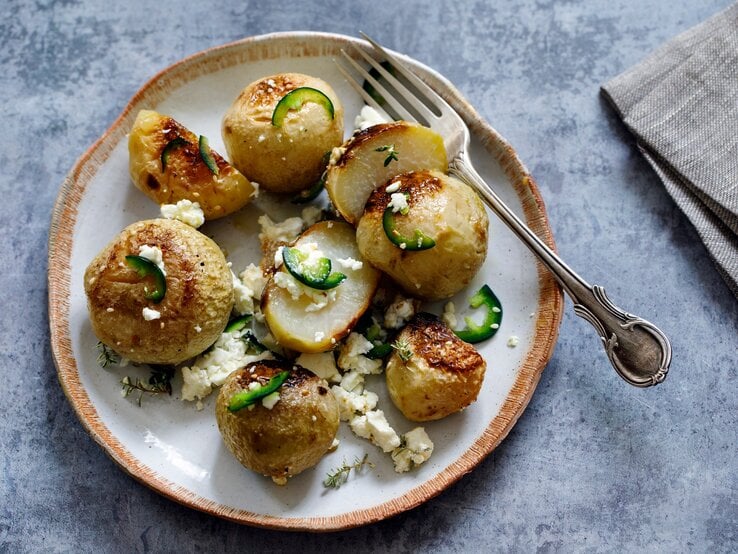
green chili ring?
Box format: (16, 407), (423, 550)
(160, 137), (187, 172)
(271, 87), (335, 127)
(198, 135), (219, 175)
(124, 255), (167, 303)
(453, 284), (503, 344)
(227, 370), (290, 412)
(282, 247), (346, 290)
(382, 207), (436, 251)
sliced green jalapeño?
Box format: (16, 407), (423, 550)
(271, 87), (335, 127)
(225, 314), (253, 333)
(227, 370), (290, 412)
(453, 284), (503, 344)
(160, 137), (187, 172)
(382, 206), (436, 251)
(282, 247), (346, 290)
(124, 255), (166, 303)
(198, 135), (219, 175)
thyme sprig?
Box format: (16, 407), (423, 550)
(391, 338), (413, 362)
(96, 341), (121, 368)
(375, 144), (398, 166)
(121, 365), (175, 406)
(323, 454), (374, 489)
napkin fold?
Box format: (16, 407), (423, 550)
(601, 2), (738, 299)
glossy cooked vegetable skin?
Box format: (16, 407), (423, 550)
(128, 109), (255, 219)
(356, 170), (488, 300)
(221, 73), (344, 194)
(84, 219), (234, 365)
(325, 121), (448, 225)
(216, 360), (340, 484)
(385, 313), (487, 421)
(262, 221), (381, 353)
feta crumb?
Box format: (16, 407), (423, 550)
(232, 264), (267, 316)
(181, 330), (273, 403)
(329, 146), (346, 166)
(295, 352), (341, 383)
(106, 307), (114, 313)
(354, 105), (388, 131)
(331, 385), (379, 420)
(137, 245), (166, 276)
(194, 325), (202, 333)
(257, 134), (266, 143)
(384, 294), (419, 329)
(261, 391), (280, 410)
(336, 257), (363, 271)
(442, 301), (457, 328)
(142, 307), (161, 321)
(160, 199), (205, 228)
(507, 336), (519, 347)
(385, 181), (401, 193)
(273, 246), (285, 268)
(337, 333), (383, 374)
(392, 427), (434, 473)
(388, 192), (409, 214)
(314, 331), (325, 343)
(349, 410), (401, 452)
(257, 214), (303, 246)
(301, 205), (324, 227)
(339, 370), (365, 392)
(250, 182), (260, 198)
(329, 438), (340, 451)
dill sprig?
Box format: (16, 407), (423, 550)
(96, 341), (121, 368)
(391, 338), (413, 362)
(121, 365), (175, 407)
(323, 454), (374, 489)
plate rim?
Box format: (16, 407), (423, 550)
(47, 30), (563, 531)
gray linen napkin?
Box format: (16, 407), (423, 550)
(601, 2), (738, 299)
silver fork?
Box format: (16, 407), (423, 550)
(337, 33), (671, 387)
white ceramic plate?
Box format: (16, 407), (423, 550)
(48, 32), (563, 531)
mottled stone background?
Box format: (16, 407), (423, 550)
(1, 0), (736, 551)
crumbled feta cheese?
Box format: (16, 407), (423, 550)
(384, 295), (419, 329)
(442, 301), (458, 329)
(331, 385), (379, 420)
(354, 105), (388, 131)
(339, 370), (365, 392)
(181, 330), (273, 404)
(106, 307), (114, 313)
(314, 331), (325, 342)
(336, 257), (363, 271)
(273, 270), (337, 312)
(337, 333), (383, 374)
(349, 410), (401, 452)
(250, 182), (260, 198)
(261, 391), (280, 410)
(301, 205), (324, 227)
(391, 427), (434, 473)
(295, 352), (340, 383)
(194, 325), (202, 333)
(160, 199), (205, 228)
(273, 245), (285, 268)
(142, 307), (161, 321)
(231, 264), (267, 315)
(257, 134), (266, 143)
(328, 146), (346, 166)
(507, 335), (519, 347)
(330, 438), (340, 451)
(385, 180), (401, 193)
(137, 245), (166, 276)
(388, 192), (409, 214)
(258, 214), (303, 246)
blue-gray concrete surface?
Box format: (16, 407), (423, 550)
(2, 0), (736, 551)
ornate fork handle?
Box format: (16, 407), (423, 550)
(450, 152), (672, 387)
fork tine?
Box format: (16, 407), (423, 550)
(334, 58), (393, 122)
(339, 50), (416, 123)
(350, 44), (438, 126)
(359, 32), (456, 119)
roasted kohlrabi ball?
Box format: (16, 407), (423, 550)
(216, 360), (340, 485)
(385, 313), (487, 421)
(128, 109), (256, 220)
(356, 169), (488, 300)
(84, 219), (233, 365)
(221, 73), (344, 194)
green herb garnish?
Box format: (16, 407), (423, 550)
(121, 365), (175, 407)
(391, 338), (413, 362)
(96, 341), (121, 368)
(323, 454), (374, 489)
(374, 144), (398, 166)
